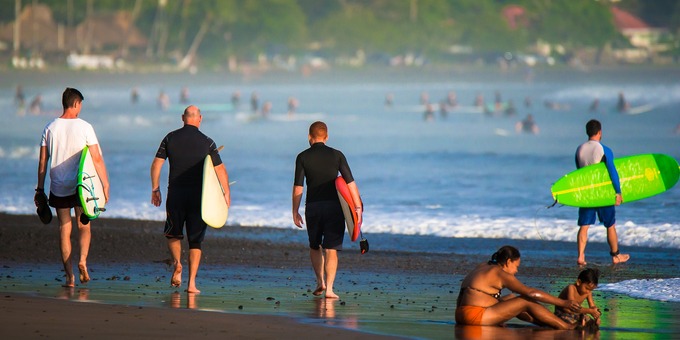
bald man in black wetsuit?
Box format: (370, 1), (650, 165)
(292, 121), (362, 299)
(150, 105), (230, 294)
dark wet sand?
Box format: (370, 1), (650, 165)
(1, 213), (679, 339)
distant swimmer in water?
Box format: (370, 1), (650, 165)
(446, 91), (458, 108)
(504, 100), (517, 117)
(231, 91), (241, 109)
(157, 90), (170, 111)
(439, 100), (448, 119)
(423, 103), (435, 121)
(30, 94), (43, 115)
(616, 92), (629, 113)
(516, 114), (539, 134)
(544, 100), (571, 111)
(420, 92), (429, 105)
(385, 93), (394, 108)
(250, 92), (259, 113)
(131, 87), (139, 104)
(474, 93), (484, 107)
(262, 101), (272, 117)
(287, 97), (299, 116)
(589, 98), (599, 113)
(15, 85), (25, 107)
(180, 86), (190, 104)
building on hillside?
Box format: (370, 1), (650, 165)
(610, 6), (671, 63)
(0, 4), (147, 68)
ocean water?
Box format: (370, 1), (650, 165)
(1, 69), (679, 301)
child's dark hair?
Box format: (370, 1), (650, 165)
(488, 245), (521, 265)
(578, 268), (600, 285)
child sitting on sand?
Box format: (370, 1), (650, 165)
(555, 268), (602, 328)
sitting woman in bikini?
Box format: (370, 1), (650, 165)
(456, 245), (582, 329)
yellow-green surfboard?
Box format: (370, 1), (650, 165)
(551, 154), (680, 208)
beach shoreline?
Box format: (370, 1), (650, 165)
(2, 213), (680, 339)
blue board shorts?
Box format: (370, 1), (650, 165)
(578, 206), (616, 228)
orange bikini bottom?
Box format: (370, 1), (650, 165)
(455, 305), (487, 326)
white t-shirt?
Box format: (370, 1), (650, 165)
(575, 140), (604, 168)
(41, 118), (99, 196)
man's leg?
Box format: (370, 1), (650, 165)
(167, 238), (182, 287)
(187, 248), (201, 294)
(56, 208), (75, 287)
(606, 225), (630, 264)
(310, 248), (326, 295)
(577, 225), (589, 266)
(75, 206), (91, 283)
(324, 249), (339, 299)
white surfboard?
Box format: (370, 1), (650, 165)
(201, 154), (228, 228)
(77, 146), (106, 219)
(626, 104), (655, 115)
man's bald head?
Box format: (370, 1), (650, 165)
(182, 105), (202, 127)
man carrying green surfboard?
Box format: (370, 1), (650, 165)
(575, 120), (629, 265)
(35, 88), (110, 287)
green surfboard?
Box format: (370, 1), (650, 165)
(551, 154), (680, 208)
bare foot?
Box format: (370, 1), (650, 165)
(612, 253), (630, 264)
(171, 262), (182, 287)
(577, 256), (587, 266)
(78, 264), (90, 284)
(62, 274), (75, 288)
(312, 286), (326, 296)
(186, 287), (201, 294)
(325, 291), (339, 299)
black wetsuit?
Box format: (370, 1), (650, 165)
(155, 125), (221, 249)
(294, 142), (354, 250)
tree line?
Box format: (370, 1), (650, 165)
(2, 0), (679, 64)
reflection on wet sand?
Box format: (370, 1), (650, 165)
(312, 298), (358, 330)
(169, 292), (198, 309)
(454, 324), (599, 340)
(57, 287), (90, 301)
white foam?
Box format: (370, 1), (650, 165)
(598, 278), (680, 302)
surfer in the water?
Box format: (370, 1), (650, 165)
(150, 105), (231, 294)
(35, 87), (110, 288)
(455, 246), (581, 329)
(575, 119), (629, 265)
(292, 121), (362, 299)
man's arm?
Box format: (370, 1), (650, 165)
(88, 144), (110, 203)
(347, 181), (363, 227)
(214, 163), (231, 207)
(36, 146), (48, 190)
(292, 185), (304, 228)
(602, 146), (622, 205)
(150, 157), (165, 207)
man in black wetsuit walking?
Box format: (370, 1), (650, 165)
(150, 105), (231, 294)
(292, 121), (362, 299)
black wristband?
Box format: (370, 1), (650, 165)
(35, 188), (44, 192)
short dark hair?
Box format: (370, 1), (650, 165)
(585, 119), (601, 138)
(309, 121), (328, 139)
(578, 268), (600, 285)
(62, 87), (84, 109)
(488, 245), (521, 265)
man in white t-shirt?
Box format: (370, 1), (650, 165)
(35, 87), (110, 288)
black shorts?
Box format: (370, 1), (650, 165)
(49, 192), (79, 209)
(164, 186), (206, 249)
(305, 201), (345, 250)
